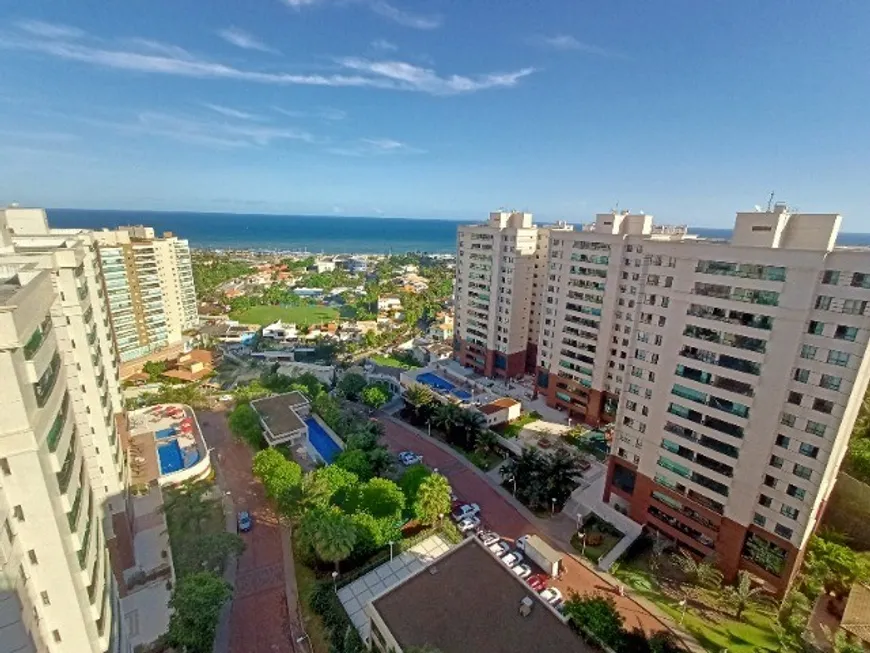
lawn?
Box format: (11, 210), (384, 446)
(615, 561), (779, 653)
(370, 354), (420, 369)
(230, 304), (339, 327)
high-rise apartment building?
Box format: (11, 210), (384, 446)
(457, 204), (870, 595)
(0, 209), (128, 652)
(454, 211), (570, 378)
(93, 226), (198, 362)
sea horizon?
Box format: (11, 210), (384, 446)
(45, 208), (870, 255)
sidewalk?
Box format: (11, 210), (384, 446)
(378, 413), (705, 653)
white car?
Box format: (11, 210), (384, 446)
(398, 451), (423, 466)
(457, 516), (480, 533)
(500, 551), (524, 567)
(487, 540), (510, 557)
(539, 587), (563, 605)
(511, 563), (532, 579)
(452, 503), (481, 521)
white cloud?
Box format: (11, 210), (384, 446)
(2, 21), (533, 95)
(371, 39), (397, 52)
(337, 57), (535, 95)
(15, 20), (83, 39)
(368, 1), (441, 29)
(217, 27), (279, 54)
(204, 103), (263, 121)
(528, 34), (618, 57)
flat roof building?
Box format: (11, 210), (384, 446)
(366, 537), (591, 653)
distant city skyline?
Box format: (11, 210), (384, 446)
(1, 1), (868, 225)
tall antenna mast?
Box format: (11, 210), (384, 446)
(766, 191), (775, 212)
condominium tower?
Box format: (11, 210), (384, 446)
(0, 208), (128, 652)
(457, 205), (870, 595)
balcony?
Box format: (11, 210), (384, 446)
(23, 316), (53, 360)
(34, 352), (62, 407)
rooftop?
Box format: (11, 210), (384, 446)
(250, 391), (309, 439)
(370, 538), (591, 653)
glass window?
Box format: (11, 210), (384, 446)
(815, 296), (833, 310)
(827, 350), (850, 367)
(793, 368), (810, 383)
(821, 270), (840, 285)
(834, 325), (859, 341)
(800, 345), (818, 360)
(819, 374), (842, 391)
(807, 321), (825, 335)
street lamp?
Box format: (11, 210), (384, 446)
(331, 570), (339, 593)
(388, 540), (394, 561)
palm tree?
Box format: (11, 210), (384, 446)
(725, 570), (767, 620)
(312, 509), (357, 572)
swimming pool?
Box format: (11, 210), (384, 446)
(417, 372), (456, 392)
(306, 417), (342, 464)
(157, 441), (184, 474)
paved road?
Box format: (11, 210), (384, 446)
(378, 416), (668, 635)
(198, 410), (296, 653)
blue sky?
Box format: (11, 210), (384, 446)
(1, 1), (868, 227)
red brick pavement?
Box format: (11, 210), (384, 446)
(378, 417), (669, 635)
(197, 410), (296, 653)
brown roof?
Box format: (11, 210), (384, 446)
(370, 539), (591, 653)
(842, 583), (870, 643)
(250, 392), (309, 440)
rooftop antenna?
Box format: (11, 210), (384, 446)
(766, 191), (775, 212)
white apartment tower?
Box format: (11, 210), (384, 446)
(92, 226), (198, 362)
(454, 211), (571, 378)
(529, 204), (870, 594)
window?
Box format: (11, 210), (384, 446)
(780, 505), (800, 520)
(799, 443), (820, 459)
(780, 413), (796, 427)
(41, 591), (50, 606)
(770, 455), (784, 469)
(822, 270), (840, 285)
(775, 435), (790, 448)
(759, 494), (773, 508)
(775, 524), (794, 539)
(793, 464), (812, 480)
(815, 295), (833, 310)
(842, 300), (867, 316)
(754, 513), (767, 526)
(787, 392), (803, 406)
(827, 350), (850, 367)
(807, 321), (825, 335)
(28, 549), (38, 565)
(786, 484), (806, 500)
(813, 398), (834, 414)
(819, 374), (842, 391)
(805, 421), (827, 437)
(763, 475), (778, 489)
(793, 368), (810, 383)
(834, 325), (859, 342)
(800, 345), (818, 360)
(0, 458), (9, 476)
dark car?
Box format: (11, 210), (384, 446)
(237, 511), (252, 533)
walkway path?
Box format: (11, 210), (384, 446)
(377, 413), (704, 651)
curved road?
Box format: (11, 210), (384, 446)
(377, 415), (669, 635)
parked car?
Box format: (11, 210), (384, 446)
(527, 574), (548, 591)
(487, 540), (510, 557)
(457, 515), (480, 533)
(500, 551), (524, 567)
(539, 587), (563, 605)
(237, 511), (252, 533)
(477, 530), (500, 546)
(398, 451), (423, 466)
(511, 563), (533, 579)
(451, 503), (481, 521)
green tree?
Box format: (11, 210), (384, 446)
(562, 593), (625, 650)
(357, 477), (405, 519)
(228, 402), (265, 449)
(399, 464), (431, 505)
(414, 473), (452, 526)
(337, 373), (368, 400)
(311, 508), (357, 572)
(361, 383), (390, 410)
(333, 449), (374, 481)
(724, 570), (767, 620)
(166, 571), (232, 653)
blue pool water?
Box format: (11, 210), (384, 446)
(155, 427), (176, 440)
(306, 417), (342, 464)
(417, 372), (455, 392)
(157, 441), (184, 474)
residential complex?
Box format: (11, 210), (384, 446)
(92, 226), (198, 361)
(0, 208), (128, 652)
(454, 204), (870, 594)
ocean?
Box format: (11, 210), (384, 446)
(46, 209), (870, 254)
